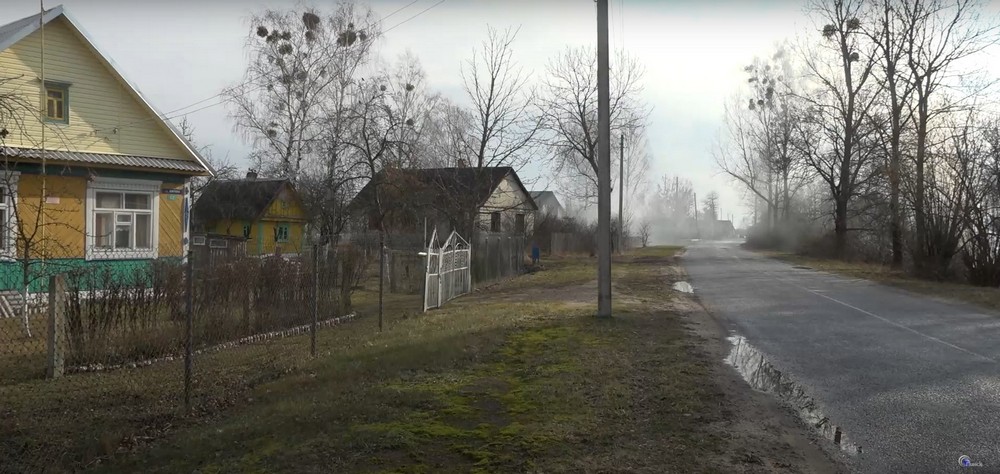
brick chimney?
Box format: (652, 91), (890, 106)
(457, 159), (468, 168)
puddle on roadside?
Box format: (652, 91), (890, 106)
(726, 335), (862, 456)
(672, 281), (694, 293)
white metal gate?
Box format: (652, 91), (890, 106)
(423, 229), (472, 311)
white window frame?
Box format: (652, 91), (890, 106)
(0, 172), (19, 259)
(191, 235), (206, 246)
(85, 177), (160, 260)
(209, 238), (228, 249)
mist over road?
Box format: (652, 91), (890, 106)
(683, 241), (1000, 473)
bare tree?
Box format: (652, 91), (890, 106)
(620, 126), (652, 207)
(638, 220), (651, 247)
(962, 116), (1000, 285)
(0, 76), (32, 141)
(539, 47), (649, 204)
(419, 97), (474, 168)
(864, 0), (917, 266)
(899, 0), (997, 275)
(226, 3), (380, 181)
(796, 0), (881, 257)
(341, 72), (416, 331)
(715, 95), (779, 229)
(0, 75), (82, 337)
(647, 174), (697, 241)
(918, 112), (981, 278)
(178, 118), (239, 200)
(460, 26), (541, 170)
(702, 191), (720, 222)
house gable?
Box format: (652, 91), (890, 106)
(0, 7), (210, 172)
(260, 184), (307, 222)
(481, 173), (537, 213)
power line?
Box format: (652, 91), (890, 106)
(383, 0), (422, 21)
(91, 82), (263, 135)
(98, 0), (445, 135)
(383, 0), (446, 34)
(161, 99), (229, 122)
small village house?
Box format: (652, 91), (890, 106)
(349, 165), (538, 239)
(0, 6), (213, 291)
(529, 190), (564, 219)
(191, 172), (307, 256)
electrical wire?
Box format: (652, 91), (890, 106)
(383, 0), (422, 22)
(383, 0), (447, 34)
(98, 0), (445, 135)
(90, 82), (262, 135)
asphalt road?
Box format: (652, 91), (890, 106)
(682, 241), (1000, 473)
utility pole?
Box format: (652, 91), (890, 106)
(596, 0), (612, 318)
(694, 192), (700, 239)
(618, 134), (624, 255)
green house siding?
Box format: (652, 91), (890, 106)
(0, 257), (182, 293)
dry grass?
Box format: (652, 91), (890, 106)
(89, 246), (757, 474)
(5, 246), (767, 473)
(0, 286), (422, 473)
(759, 250), (1000, 311)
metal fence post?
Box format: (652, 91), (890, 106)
(378, 236), (385, 333)
(437, 247), (444, 308)
(311, 243), (318, 357)
(46, 274), (65, 379)
(184, 250), (194, 415)
(420, 248), (427, 312)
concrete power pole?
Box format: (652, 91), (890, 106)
(618, 134), (624, 255)
(597, 0), (612, 318)
(694, 192), (700, 239)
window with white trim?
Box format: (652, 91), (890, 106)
(87, 179), (159, 260)
(275, 223), (290, 243)
(0, 172), (20, 257)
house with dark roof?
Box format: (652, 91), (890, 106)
(0, 6), (212, 291)
(350, 166), (537, 236)
(192, 172), (307, 256)
(529, 191), (564, 219)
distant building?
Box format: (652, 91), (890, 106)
(192, 172), (308, 256)
(529, 191), (564, 218)
(349, 166), (538, 236)
(708, 220), (736, 240)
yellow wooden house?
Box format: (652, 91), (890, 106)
(0, 6), (213, 290)
(191, 173), (307, 256)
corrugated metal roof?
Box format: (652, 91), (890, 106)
(0, 147), (206, 173)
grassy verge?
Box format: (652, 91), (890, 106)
(758, 249), (1000, 311)
(94, 246), (765, 473)
(0, 286), (422, 473)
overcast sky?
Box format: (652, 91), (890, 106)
(5, 0), (814, 225)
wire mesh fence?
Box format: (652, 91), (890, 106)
(0, 240), (387, 472)
(0, 228), (525, 470)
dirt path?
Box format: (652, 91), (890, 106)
(680, 291), (846, 473)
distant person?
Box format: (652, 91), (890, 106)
(531, 242), (540, 265)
